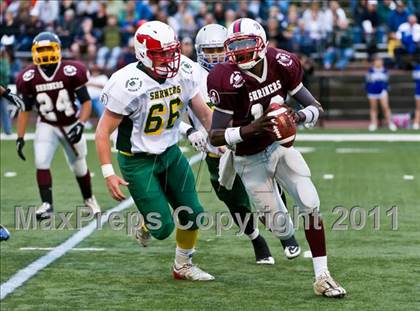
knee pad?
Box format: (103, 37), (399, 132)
(151, 221), (175, 240)
(284, 147), (311, 177)
(71, 158), (88, 177)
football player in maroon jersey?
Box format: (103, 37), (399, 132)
(15, 32), (101, 220)
(208, 18), (346, 298)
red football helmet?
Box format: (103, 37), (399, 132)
(134, 21), (181, 78)
(225, 18), (268, 70)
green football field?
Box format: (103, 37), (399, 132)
(1, 131), (419, 310)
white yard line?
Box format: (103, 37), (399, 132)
(20, 247), (106, 251)
(403, 175), (415, 180)
(0, 154), (202, 301)
(323, 174), (335, 180)
(2, 133), (420, 142)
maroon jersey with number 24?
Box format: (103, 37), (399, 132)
(16, 60), (89, 126)
(207, 47), (303, 156)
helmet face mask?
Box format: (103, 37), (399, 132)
(225, 18), (267, 70)
(198, 46), (226, 70)
(32, 32), (61, 66)
(195, 24), (227, 70)
(134, 21), (181, 79)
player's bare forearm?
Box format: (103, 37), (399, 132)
(95, 109), (122, 165)
(190, 92), (212, 131)
(17, 111), (30, 138)
(78, 100), (92, 123)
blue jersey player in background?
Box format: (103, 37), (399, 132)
(412, 63), (420, 130)
(365, 56), (397, 132)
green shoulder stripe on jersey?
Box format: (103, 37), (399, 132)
(117, 116), (133, 152)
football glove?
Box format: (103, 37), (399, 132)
(3, 89), (25, 111)
(67, 122), (84, 144)
(16, 137), (26, 161)
(186, 128), (207, 152)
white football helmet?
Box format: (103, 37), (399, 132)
(134, 21), (181, 78)
(195, 24), (227, 70)
(225, 18), (268, 70)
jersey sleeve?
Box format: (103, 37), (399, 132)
(71, 61), (89, 90)
(100, 77), (132, 116)
(207, 65), (236, 115)
(284, 52), (304, 95)
(16, 70), (34, 99)
(180, 57), (200, 101)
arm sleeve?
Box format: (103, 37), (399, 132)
(207, 70), (235, 115)
(22, 96), (35, 111)
(75, 85), (91, 103)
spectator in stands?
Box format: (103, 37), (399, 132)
(30, 0), (60, 27)
(86, 64), (108, 117)
(365, 56), (397, 131)
(181, 37), (195, 60)
(194, 2), (208, 29)
(213, 2), (226, 25)
(394, 14), (420, 67)
(413, 60), (420, 129)
(292, 19), (313, 56)
(135, 0), (154, 21)
(179, 13), (198, 40)
(388, 0), (409, 32)
(324, 0), (348, 33)
(106, 0), (125, 17)
(378, 0), (396, 27)
(76, 0), (100, 19)
(224, 9), (236, 29)
(302, 2), (326, 54)
(0, 47), (12, 135)
(57, 9), (78, 50)
(93, 2), (108, 30)
(59, 0), (77, 17)
(71, 18), (98, 61)
(97, 15), (121, 70)
(119, 1), (140, 46)
(323, 19), (354, 70)
(117, 37), (136, 69)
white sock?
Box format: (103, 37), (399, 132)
(312, 256), (328, 279)
(247, 229), (260, 240)
(175, 247), (194, 267)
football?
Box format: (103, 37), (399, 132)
(267, 103), (296, 147)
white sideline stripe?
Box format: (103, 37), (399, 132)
(295, 147), (316, 154)
(336, 148), (382, 153)
(0, 154), (202, 300)
(2, 133), (420, 142)
(20, 247), (105, 251)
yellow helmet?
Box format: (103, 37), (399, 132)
(31, 32), (61, 66)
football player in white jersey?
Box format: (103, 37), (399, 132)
(95, 21), (214, 281)
(178, 24), (301, 263)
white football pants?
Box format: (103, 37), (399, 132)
(34, 120), (88, 177)
(233, 142), (320, 239)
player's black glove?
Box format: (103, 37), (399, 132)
(67, 122), (84, 144)
(16, 137), (26, 161)
(3, 89), (25, 111)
